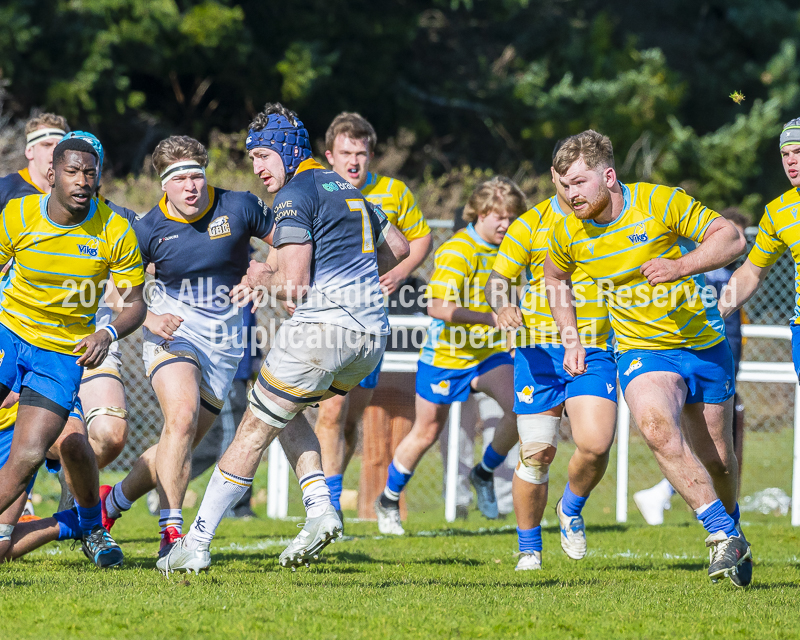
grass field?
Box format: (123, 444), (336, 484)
(2, 431), (799, 640)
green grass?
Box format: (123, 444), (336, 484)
(2, 450), (799, 640)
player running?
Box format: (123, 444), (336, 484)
(159, 103), (409, 574)
(485, 144), (617, 571)
(0, 137), (146, 567)
(374, 177), (523, 534)
(100, 135), (274, 558)
(317, 112), (432, 521)
(544, 130), (751, 586)
(0, 113), (69, 212)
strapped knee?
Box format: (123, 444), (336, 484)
(248, 385), (297, 429)
(84, 406), (128, 431)
(0, 524), (13, 542)
(515, 414), (561, 485)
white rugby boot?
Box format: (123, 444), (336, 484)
(279, 505), (343, 570)
(374, 497), (405, 536)
(156, 537), (210, 575)
(556, 498), (587, 560)
(514, 551), (542, 571)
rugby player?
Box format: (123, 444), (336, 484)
(317, 112), (432, 521)
(374, 177), (522, 534)
(0, 138), (146, 567)
(100, 135), (274, 559)
(544, 130), (751, 586)
(486, 144), (617, 570)
(159, 103), (409, 573)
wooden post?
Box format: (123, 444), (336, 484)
(358, 371), (416, 520)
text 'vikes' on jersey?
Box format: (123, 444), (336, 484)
(0, 195), (145, 354)
(134, 186), (273, 312)
(493, 196), (612, 349)
(548, 182), (724, 352)
(271, 159), (390, 336)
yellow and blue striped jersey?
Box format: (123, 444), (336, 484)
(421, 224), (507, 369)
(0, 194), (145, 354)
(361, 172), (430, 241)
(493, 196), (611, 349)
(548, 182), (723, 352)
(748, 187), (800, 323)
(0, 405), (16, 432)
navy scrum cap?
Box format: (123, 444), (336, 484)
(245, 114), (312, 175)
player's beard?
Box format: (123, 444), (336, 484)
(572, 185), (611, 221)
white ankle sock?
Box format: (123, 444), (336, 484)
(106, 483), (133, 519)
(300, 471), (331, 519)
(184, 466), (252, 549)
(159, 509), (183, 535)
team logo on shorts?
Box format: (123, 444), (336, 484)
(606, 382), (614, 394)
(0, 349), (4, 367)
(627, 223), (648, 244)
(725, 378), (731, 393)
(515, 385), (534, 404)
(76, 237), (100, 258)
(431, 380), (450, 396)
(208, 215), (231, 239)
(624, 358), (643, 376)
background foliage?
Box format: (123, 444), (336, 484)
(2, 0), (800, 216)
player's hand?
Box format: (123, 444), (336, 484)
(230, 275), (264, 308)
(74, 330), (112, 368)
(246, 259), (274, 291)
(1, 390), (19, 410)
(563, 345), (587, 376)
(145, 313), (183, 341)
(379, 268), (405, 296)
(641, 258), (682, 285)
(496, 305), (524, 330)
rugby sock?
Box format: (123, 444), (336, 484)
(53, 508), (80, 541)
(517, 526), (543, 553)
(728, 503), (741, 527)
(159, 509), (183, 535)
(105, 483), (132, 519)
(383, 459), (413, 503)
(560, 482), (589, 517)
(695, 499), (737, 537)
(475, 444), (506, 480)
(184, 466), (253, 549)
(76, 501), (103, 535)
(326, 474), (344, 512)
(300, 471), (332, 519)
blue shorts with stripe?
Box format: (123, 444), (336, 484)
(617, 340), (735, 404)
(359, 354), (383, 389)
(416, 352), (513, 404)
(513, 345), (617, 414)
(0, 324), (82, 414)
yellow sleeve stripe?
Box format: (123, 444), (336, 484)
(23, 248), (103, 261)
(774, 218), (800, 235)
(503, 234), (527, 251)
(110, 225), (134, 255)
(497, 252), (525, 267)
(435, 265), (467, 277)
(17, 263), (96, 279)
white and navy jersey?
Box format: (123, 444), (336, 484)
(134, 186), (273, 313)
(271, 159), (389, 336)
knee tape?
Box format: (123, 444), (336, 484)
(515, 414), (561, 485)
(84, 406), (128, 430)
(0, 524), (13, 542)
(248, 385), (296, 429)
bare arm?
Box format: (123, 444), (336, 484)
(718, 258), (770, 319)
(376, 224), (411, 275)
(247, 242), (313, 302)
(427, 297), (495, 326)
(641, 217), (746, 285)
(380, 233), (432, 293)
(484, 270), (523, 329)
(543, 254), (585, 375)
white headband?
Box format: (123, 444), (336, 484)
(160, 161), (206, 187)
(25, 128), (66, 151)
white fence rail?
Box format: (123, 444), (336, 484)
(266, 318), (800, 525)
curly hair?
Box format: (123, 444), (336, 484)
(25, 112), (69, 135)
(462, 176), (527, 223)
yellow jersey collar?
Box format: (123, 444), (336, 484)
(294, 158), (325, 175)
(18, 167), (46, 194)
(159, 185), (216, 223)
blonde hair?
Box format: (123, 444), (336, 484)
(462, 176), (527, 223)
(325, 112), (377, 153)
(151, 136), (208, 175)
(553, 130), (614, 175)
(25, 113), (69, 135)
